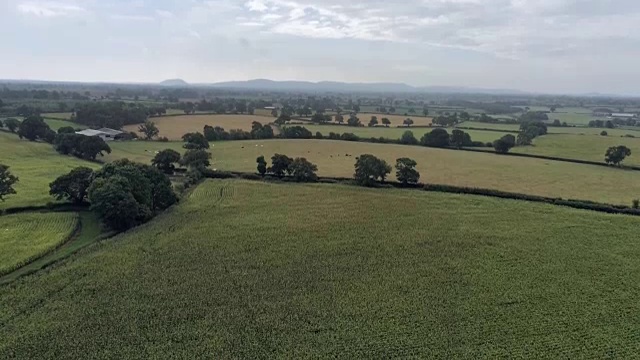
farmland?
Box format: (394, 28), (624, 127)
(43, 119), (86, 131)
(0, 132), (101, 210)
(124, 114), (276, 140)
(0, 212), (78, 276)
(513, 134), (640, 166)
(42, 112), (74, 120)
(106, 139), (640, 205)
(2, 180), (640, 357)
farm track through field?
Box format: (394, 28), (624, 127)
(190, 182), (236, 204)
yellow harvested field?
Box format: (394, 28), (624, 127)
(125, 115), (276, 140)
(334, 113), (432, 127)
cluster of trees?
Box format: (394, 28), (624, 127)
(588, 119), (616, 129)
(0, 118), (20, 132)
(432, 112), (471, 127)
(549, 119), (569, 127)
(49, 161), (177, 230)
(354, 155), (420, 186)
(516, 121), (548, 146)
(0, 88), (89, 101)
(202, 121), (275, 142)
(256, 154), (319, 182)
(520, 111), (549, 122)
(73, 102), (151, 129)
(177, 98), (257, 115)
(16, 116), (57, 143)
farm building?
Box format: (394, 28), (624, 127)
(75, 128), (123, 141)
(610, 113), (637, 118)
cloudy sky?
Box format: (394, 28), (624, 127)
(1, 0), (640, 94)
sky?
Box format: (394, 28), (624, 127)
(1, 0), (640, 94)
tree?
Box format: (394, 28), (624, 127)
(271, 109), (278, 117)
(270, 154), (293, 177)
(600, 131), (608, 136)
(403, 118), (414, 127)
(450, 129), (466, 148)
(493, 134), (516, 154)
(0, 164), (19, 202)
(335, 114), (344, 124)
(182, 132), (209, 150)
(288, 158), (318, 182)
(180, 149), (211, 169)
(0, 119), (3, 128)
(395, 158), (420, 185)
(421, 128), (450, 148)
(256, 156), (267, 176)
(399, 130), (418, 145)
(250, 122), (275, 139)
(76, 136), (111, 160)
(152, 149), (181, 174)
(138, 120), (159, 140)
(517, 132), (533, 146)
(550, 106), (556, 113)
(88, 176), (151, 231)
(4, 118), (20, 133)
(17, 115), (51, 141)
(57, 126), (76, 134)
(368, 116), (379, 127)
(381, 118), (391, 127)
(605, 120), (615, 129)
(49, 167), (95, 204)
(347, 115), (361, 127)
(354, 154), (391, 186)
(423, 108), (429, 116)
(605, 145), (631, 166)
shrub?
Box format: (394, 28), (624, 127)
(600, 131), (608, 136)
(633, 199), (640, 209)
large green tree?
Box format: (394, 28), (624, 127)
(138, 120), (159, 140)
(270, 154), (293, 177)
(0, 164), (19, 202)
(152, 149), (181, 174)
(256, 156), (267, 176)
(17, 116), (51, 141)
(288, 158), (318, 182)
(180, 149), (211, 169)
(354, 154), (391, 186)
(182, 132), (210, 150)
(421, 128), (450, 148)
(395, 158), (420, 185)
(605, 145), (632, 166)
(49, 167), (95, 204)
(493, 134), (516, 154)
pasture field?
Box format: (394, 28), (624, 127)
(513, 134), (640, 166)
(124, 114), (276, 140)
(351, 113), (432, 126)
(42, 112), (74, 120)
(2, 180), (640, 357)
(106, 139), (640, 205)
(0, 212), (78, 276)
(43, 119), (86, 131)
(0, 132), (101, 210)
(296, 124), (514, 143)
(457, 121), (640, 136)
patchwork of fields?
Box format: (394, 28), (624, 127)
(0, 132), (101, 210)
(0, 212), (78, 275)
(107, 139), (640, 205)
(2, 180), (640, 357)
(124, 114), (276, 140)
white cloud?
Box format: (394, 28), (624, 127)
(245, 0), (268, 12)
(17, 1), (86, 17)
(110, 14), (155, 21)
(156, 10), (174, 18)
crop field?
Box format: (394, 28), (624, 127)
(1, 180), (640, 357)
(513, 134), (640, 166)
(124, 114), (276, 140)
(43, 119), (86, 131)
(295, 124), (514, 143)
(0, 132), (101, 210)
(106, 139), (640, 205)
(42, 112), (74, 120)
(0, 212), (78, 276)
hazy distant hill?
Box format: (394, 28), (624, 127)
(205, 79), (524, 94)
(160, 79), (189, 86)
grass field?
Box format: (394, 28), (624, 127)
(106, 139), (640, 205)
(43, 119), (86, 131)
(351, 113), (432, 127)
(42, 112), (74, 120)
(296, 124), (513, 143)
(2, 180), (640, 357)
(0, 212), (78, 276)
(125, 114), (276, 140)
(513, 134), (640, 166)
(0, 132), (101, 210)
(457, 121), (640, 136)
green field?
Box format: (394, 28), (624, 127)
(106, 139), (640, 205)
(0, 212), (78, 275)
(43, 119), (86, 131)
(2, 180), (640, 357)
(0, 132), (101, 210)
(513, 134), (640, 166)
(42, 112), (74, 120)
(294, 124), (512, 143)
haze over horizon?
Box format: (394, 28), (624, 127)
(2, 0), (640, 95)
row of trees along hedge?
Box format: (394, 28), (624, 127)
(73, 102), (153, 129)
(48, 160), (177, 231)
(256, 154), (319, 182)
